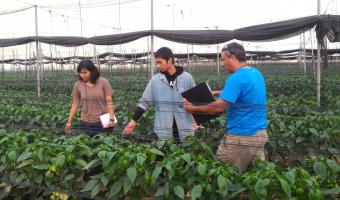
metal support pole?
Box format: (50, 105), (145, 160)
(172, 4), (175, 50)
(79, 0), (84, 56)
(216, 26), (220, 77)
(303, 32), (307, 75)
(49, 10), (54, 72)
(1, 48), (4, 84)
(35, 5), (41, 98)
(316, 0), (321, 105)
(150, 0), (155, 77)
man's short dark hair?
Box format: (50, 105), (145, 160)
(222, 42), (246, 62)
(77, 59), (100, 84)
(154, 47), (174, 64)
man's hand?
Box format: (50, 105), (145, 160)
(122, 120), (137, 135)
(192, 123), (204, 130)
(65, 121), (72, 135)
(212, 90), (221, 96)
(183, 98), (195, 113)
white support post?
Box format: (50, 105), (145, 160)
(35, 5), (41, 98)
(150, 0), (155, 77)
(1, 48), (4, 83)
(303, 32), (307, 75)
(316, 0), (321, 105)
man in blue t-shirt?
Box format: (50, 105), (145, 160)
(183, 42), (268, 171)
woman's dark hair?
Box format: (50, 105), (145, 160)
(77, 59), (100, 84)
(154, 47), (174, 64)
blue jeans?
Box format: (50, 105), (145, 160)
(79, 121), (113, 137)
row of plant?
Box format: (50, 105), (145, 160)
(0, 66), (339, 199)
(1, 74), (339, 117)
(1, 72), (340, 106)
(0, 131), (339, 199)
(0, 92), (339, 163)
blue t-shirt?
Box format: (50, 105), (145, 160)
(219, 67), (267, 135)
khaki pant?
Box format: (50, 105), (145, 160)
(216, 130), (268, 171)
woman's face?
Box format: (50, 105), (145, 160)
(79, 69), (91, 82)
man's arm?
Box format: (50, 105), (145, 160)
(123, 80), (153, 135)
(138, 80), (154, 111)
(183, 98), (228, 114)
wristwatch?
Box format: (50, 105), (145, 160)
(110, 118), (115, 121)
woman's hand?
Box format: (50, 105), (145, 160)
(107, 116), (118, 128)
(65, 121), (72, 134)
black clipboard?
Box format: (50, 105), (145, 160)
(182, 82), (222, 125)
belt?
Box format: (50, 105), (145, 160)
(222, 133), (228, 143)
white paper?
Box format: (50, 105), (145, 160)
(99, 113), (117, 128)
